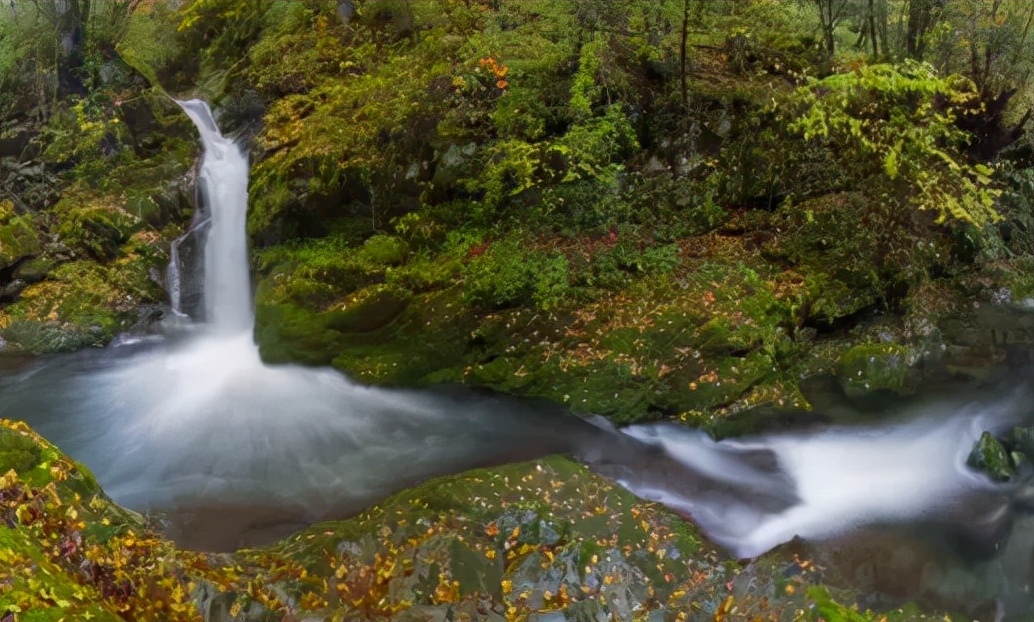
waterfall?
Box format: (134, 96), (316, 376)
(176, 100), (254, 333)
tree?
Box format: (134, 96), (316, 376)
(926, 0), (1034, 98)
(813, 0), (851, 57)
(775, 62), (1000, 228)
(904, 0), (945, 61)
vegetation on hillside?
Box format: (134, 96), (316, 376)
(2, 0), (1034, 420)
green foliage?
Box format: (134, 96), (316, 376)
(0, 209), (42, 271)
(177, 0), (270, 72)
(570, 37), (605, 118)
(54, 198), (142, 262)
(776, 62), (1001, 227)
(461, 236), (571, 311)
(926, 0), (1034, 97)
(43, 97), (129, 185)
(117, 4), (180, 86)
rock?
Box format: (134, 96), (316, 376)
(337, 0), (355, 24)
(968, 431), (1015, 482)
(324, 285), (411, 332)
(1, 278), (26, 300)
(836, 342), (921, 402)
(0, 212), (41, 271)
(1004, 425), (1034, 463)
(0, 419), (943, 622)
(0, 258), (167, 354)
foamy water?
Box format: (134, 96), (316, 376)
(619, 393), (1022, 558)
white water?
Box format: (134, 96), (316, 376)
(177, 100), (253, 332)
(619, 398), (1021, 559)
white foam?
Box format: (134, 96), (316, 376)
(619, 391), (1026, 558)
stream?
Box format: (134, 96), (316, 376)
(1, 100), (1032, 619)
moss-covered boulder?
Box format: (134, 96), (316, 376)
(0, 204), (41, 272)
(836, 342), (921, 402)
(0, 419), (193, 622)
(0, 248), (167, 354)
(324, 284), (412, 333)
(968, 431), (1016, 482)
(967, 426), (1034, 483)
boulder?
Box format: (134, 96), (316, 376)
(968, 431), (1016, 482)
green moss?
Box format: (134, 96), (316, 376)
(356, 234), (409, 267)
(0, 253), (166, 354)
(324, 285), (412, 333)
(1004, 426), (1034, 462)
(254, 299), (345, 366)
(0, 426), (43, 476)
(55, 200), (143, 262)
(0, 213), (42, 270)
(837, 342), (920, 400)
(256, 456), (720, 619)
(968, 431), (1015, 482)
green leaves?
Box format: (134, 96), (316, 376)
(778, 62), (1001, 228)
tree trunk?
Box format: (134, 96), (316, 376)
(905, 0), (943, 61)
(867, 0), (879, 58)
(815, 0), (837, 58)
(680, 0), (690, 111)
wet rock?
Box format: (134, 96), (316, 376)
(836, 342), (921, 402)
(1004, 425), (1034, 463)
(12, 255), (58, 282)
(0, 419), (952, 622)
(968, 431), (1015, 482)
(0, 258), (167, 354)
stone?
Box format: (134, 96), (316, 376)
(0, 214), (41, 271)
(968, 431), (1015, 482)
(836, 342), (921, 402)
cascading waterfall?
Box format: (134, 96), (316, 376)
(1, 99), (1031, 616)
(177, 100), (253, 332)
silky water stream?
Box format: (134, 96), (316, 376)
(1, 101), (1032, 618)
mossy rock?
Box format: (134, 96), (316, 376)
(836, 342), (921, 402)
(0, 421), (944, 622)
(0, 420), (198, 621)
(12, 255), (59, 282)
(0, 425), (43, 476)
(967, 431), (1015, 482)
(0, 212), (42, 271)
(1004, 426), (1034, 463)
(231, 456), (944, 621)
(324, 285), (412, 332)
(0, 320), (111, 354)
(966, 426), (1034, 482)
(254, 299), (346, 366)
(329, 288), (477, 385)
(56, 202), (143, 262)
(0, 256), (166, 354)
